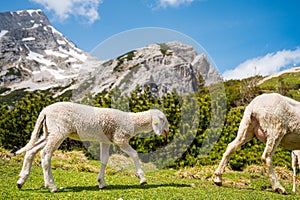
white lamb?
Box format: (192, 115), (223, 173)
(292, 150), (300, 193)
(14, 102), (169, 192)
(213, 93), (300, 194)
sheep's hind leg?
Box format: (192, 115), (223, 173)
(97, 143), (110, 189)
(292, 151), (297, 193)
(17, 139), (46, 189)
(120, 143), (147, 185)
(261, 135), (286, 194)
(213, 123), (254, 186)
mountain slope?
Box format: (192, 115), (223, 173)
(74, 41), (223, 98)
(0, 9), (222, 101)
(258, 66), (300, 85)
(0, 9), (94, 92)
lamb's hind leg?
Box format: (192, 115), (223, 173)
(213, 120), (254, 186)
(17, 138), (47, 189)
(97, 142), (111, 188)
(40, 135), (65, 192)
(261, 134), (286, 194)
(119, 143), (147, 185)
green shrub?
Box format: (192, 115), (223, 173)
(0, 83), (293, 170)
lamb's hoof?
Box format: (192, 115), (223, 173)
(275, 187), (287, 195)
(212, 174), (222, 186)
(99, 184), (107, 189)
(140, 181), (147, 185)
(214, 181), (222, 187)
(16, 183), (23, 189)
(49, 187), (58, 193)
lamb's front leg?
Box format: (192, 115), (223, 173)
(119, 143), (147, 185)
(97, 143), (111, 188)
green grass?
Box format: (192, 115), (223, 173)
(259, 72), (300, 101)
(1, 150), (300, 200)
(260, 72), (300, 88)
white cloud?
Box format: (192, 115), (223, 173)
(30, 0), (102, 24)
(222, 48), (300, 80)
(157, 0), (195, 8)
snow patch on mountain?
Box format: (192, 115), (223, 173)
(27, 50), (55, 66)
(0, 30), (8, 38)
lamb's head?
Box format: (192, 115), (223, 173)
(150, 109), (169, 136)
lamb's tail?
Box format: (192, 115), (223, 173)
(14, 113), (46, 155)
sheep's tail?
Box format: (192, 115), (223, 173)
(238, 105), (253, 133)
(14, 113), (46, 155)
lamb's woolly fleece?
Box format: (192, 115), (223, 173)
(16, 102), (168, 155)
(15, 102), (169, 192)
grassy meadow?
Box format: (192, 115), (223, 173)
(1, 149), (300, 200)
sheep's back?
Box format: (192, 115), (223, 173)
(249, 93), (300, 135)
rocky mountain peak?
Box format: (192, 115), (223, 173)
(75, 41), (223, 98)
(0, 9), (49, 30)
(0, 9), (89, 91)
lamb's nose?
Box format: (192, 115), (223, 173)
(163, 130), (168, 136)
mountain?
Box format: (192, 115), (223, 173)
(0, 9), (222, 101)
(0, 9), (99, 93)
(74, 41), (223, 98)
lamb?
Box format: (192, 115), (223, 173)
(14, 102), (169, 192)
(213, 93), (300, 194)
(292, 150), (300, 193)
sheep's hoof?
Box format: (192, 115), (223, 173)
(140, 181), (147, 185)
(49, 187), (58, 193)
(16, 183), (23, 189)
(212, 174), (222, 186)
(99, 184), (107, 189)
(275, 187), (287, 195)
(214, 181), (222, 187)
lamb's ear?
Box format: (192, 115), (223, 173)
(152, 115), (161, 135)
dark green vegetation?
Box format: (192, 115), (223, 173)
(1, 72), (298, 170)
(1, 70), (300, 197)
(0, 67), (22, 84)
(1, 149), (299, 199)
(114, 50), (136, 72)
(159, 43), (172, 56)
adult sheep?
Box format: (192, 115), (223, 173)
(14, 102), (169, 192)
(213, 93), (300, 194)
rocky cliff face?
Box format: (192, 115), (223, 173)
(0, 9), (222, 99)
(0, 9), (92, 91)
(75, 41), (223, 98)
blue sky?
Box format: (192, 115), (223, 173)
(1, 0), (300, 80)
